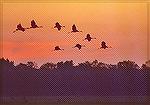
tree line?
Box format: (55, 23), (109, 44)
(0, 58), (150, 97)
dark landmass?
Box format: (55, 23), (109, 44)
(0, 58), (150, 104)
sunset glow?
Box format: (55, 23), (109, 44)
(2, 1), (149, 66)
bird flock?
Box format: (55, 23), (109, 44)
(13, 20), (112, 51)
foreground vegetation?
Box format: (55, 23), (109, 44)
(0, 58), (150, 104)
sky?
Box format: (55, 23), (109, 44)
(1, 1), (150, 66)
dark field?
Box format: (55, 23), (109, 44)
(1, 102), (150, 105)
(1, 96), (150, 105)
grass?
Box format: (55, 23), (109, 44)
(1, 96), (149, 105)
(1, 102), (150, 105)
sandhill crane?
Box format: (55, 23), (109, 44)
(99, 41), (111, 49)
(30, 20), (43, 28)
(54, 22), (65, 31)
(83, 34), (96, 42)
(53, 46), (64, 51)
(73, 44), (85, 50)
(68, 24), (82, 33)
(13, 23), (29, 33)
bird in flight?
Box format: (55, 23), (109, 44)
(13, 23), (29, 33)
(83, 34), (96, 42)
(99, 41), (111, 49)
(73, 44), (85, 50)
(53, 46), (64, 51)
(54, 22), (65, 31)
(68, 24), (82, 33)
(29, 20), (43, 29)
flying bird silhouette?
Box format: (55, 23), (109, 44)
(30, 20), (43, 28)
(53, 46), (64, 51)
(68, 24), (82, 33)
(73, 44), (85, 50)
(99, 41), (111, 49)
(13, 23), (29, 33)
(54, 22), (65, 31)
(83, 34), (96, 42)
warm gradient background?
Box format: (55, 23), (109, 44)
(2, 1), (149, 66)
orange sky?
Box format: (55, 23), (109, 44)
(2, 1), (149, 66)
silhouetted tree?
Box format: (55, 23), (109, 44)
(97, 62), (110, 70)
(78, 61), (92, 69)
(117, 60), (139, 70)
(56, 60), (74, 72)
(26, 61), (38, 69)
(40, 62), (56, 70)
(91, 60), (98, 67)
(56, 61), (64, 69)
(16, 63), (28, 70)
(63, 60), (74, 68)
(0, 57), (14, 68)
(145, 60), (150, 67)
